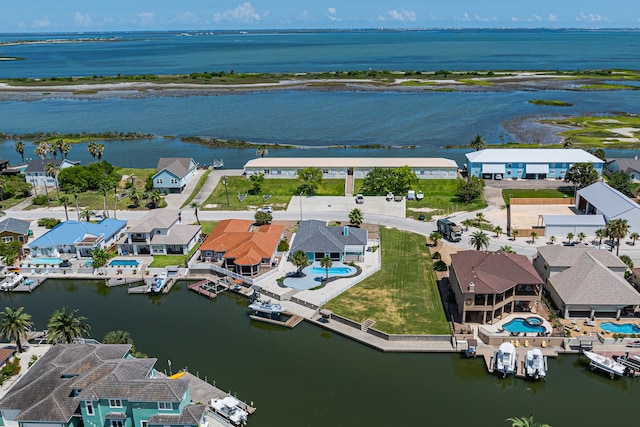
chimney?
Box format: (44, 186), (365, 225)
(343, 226), (349, 236)
(468, 282), (475, 292)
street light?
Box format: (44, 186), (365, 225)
(222, 176), (230, 207)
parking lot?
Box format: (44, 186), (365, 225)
(287, 195), (407, 218)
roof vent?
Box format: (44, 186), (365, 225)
(468, 282), (475, 292)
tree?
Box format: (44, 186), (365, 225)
(320, 256), (333, 280)
(564, 163), (599, 190)
(474, 212), (487, 225)
(511, 228), (519, 241)
(349, 208), (363, 227)
(14, 141), (25, 163)
(620, 255), (634, 270)
(0, 307), (33, 353)
(630, 232), (640, 246)
(128, 187), (142, 208)
(90, 247), (110, 268)
(608, 171), (634, 197)
(97, 178), (112, 217)
(59, 140), (71, 159)
(456, 176), (485, 204)
(145, 190), (163, 209)
(595, 228), (606, 246)
(254, 211), (272, 226)
(86, 141), (104, 162)
(563, 136), (575, 148)
(190, 201), (202, 225)
(566, 232), (574, 244)
(297, 167), (323, 195)
(290, 250), (310, 276)
(46, 162), (60, 199)
(49, 140), (59, 159)
(390, 166), (418, 195)
(587, 148), (606, 161)
(47, 308), (91, 344)
(70, 185), (82, 221)
(469, 134), (487, 151)
(506, 413), (551, 427)
(500, 245), (515, 253)
(256, 145), (269, 158)
(249, 172), (265, 194)
(429, 232), (442, 247)
(494, 226), (503, 237)
(34, 141), (49, 160)
(58, 195), (70, 221)
(577, 232), (586, 243)
(103, 330), (133, 345)
(606, 218), (629, 256)
(548, 235), (556, 244)
(469, 231), (490, 251)
(530, 231), (537, 243)
(0, 240), (22, 265)
(80, 209), (95, 222)
(360, 166), (418, 196)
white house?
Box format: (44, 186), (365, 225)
(576, 181), (640, 233)
(153, 158), (197, 194)
(465, 149), (604, 180)
(24, 159), (79, 188)
(539, 214), (606, 239)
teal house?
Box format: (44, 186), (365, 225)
(0, 345), (206, 427)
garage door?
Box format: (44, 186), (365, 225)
(526, 164), (550, 174)
(22, 423), (64, 427)
(481, 164), (505, 174)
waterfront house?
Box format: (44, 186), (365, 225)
(198, 219), (283, 276)
(117, 209), (201, 256)
(0, 344), (206, 427)
(449, 250), (544, 325)
(24, 158), (79, 188)
(243, 157), (459, 180)
(0, 217), (30, 244)
(575, 181), (640, 232)
(152, 158), (197, 194)
(27, 218), (127, 258)
(465, 148), (604, 180)
(605, 157), (640, 181)
(533, 245), (640, 319)
(290, 219), (367, 262)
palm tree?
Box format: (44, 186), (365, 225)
(506, 413), (551, 427)
(48, 140), (59, 159)
(577, 232), (586, 243)
(469, 231), (490, 251)
(146, 190), (163, 209)
(320, 256), (333, 280)
(349, 208), (363, 226)
(548, 235), (556, 244)
(494, 226), (503, 238)
(563, 137), (575, 148)
(0, 307), (33, 353)
(70, 186), (82, 221)
(102, 330), (133, 345)
(46, 162), (60, 199)
(290, 250), (310, 276)
(595, 228), (606, 246)
(58, 195), (70, 220)
(80, 209), (95, 222)
(97, 179), (111, 218)
(530, 231), (537, 243)
(34, 141), (49, 159)
(607, 218), (630, 256)
(47, 307), (91, 344)
(190, 201), (202, 225)
(128, 187), (142, 208)
(59, 140), (71, 159)
(474, 212), (487, 225)
(86, 141), (98, 161)
(511, 228), (519, 241)
(469, 134), (487, 151)
(429, 232), (442, 247)
(630, 232), (640, 246)
(500, 245), (515, 253)
(95, 143), (105, 161)
(256, 145), (269, 158)
(566, 232), (574, 244)
(14, 141), (25, 163)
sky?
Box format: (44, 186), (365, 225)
(3, 1), (639, 32)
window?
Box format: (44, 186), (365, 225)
(109, 399), (123, 408)
(111, 421), (124, 427)
(1, 236), (13, 243)
(156, 179), (163, 184)
(86, 401), (94, 416)
(141, 421), (148, 427)
(158, 402), (173, 410)
(170, 178), (178, 184)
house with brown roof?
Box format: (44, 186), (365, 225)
(152, 158), (197, 194)
(198, 219), (283, 276)
(0, 344), (206, 427)
(449, 251), (544, 325)
(534, 245), (640, 319)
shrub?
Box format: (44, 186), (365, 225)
(433, 260), (447, 271)
(32, 195), (49, 205)
(37, 217), (61, 229)
(432, 251), (441, 260)
(277, 238), (289, 252)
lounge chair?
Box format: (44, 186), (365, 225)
(584, 318), (596, 327)
(524, 340), (530, 347)
(44, 269), (49, 275)
(541, 340), (547, 348)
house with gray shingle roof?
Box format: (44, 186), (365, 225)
(576, 181), (640, 233)
(24, 158), (79, 189)
(152, 158), (197, 194)
(290, 220), (368, 262)
(0, 344), (206, 427)
(533, 244), (626, 282)
(605, 157), (640, 181)
(0, 217), (30, 244)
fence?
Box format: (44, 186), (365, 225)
(510, 197), (574, 205)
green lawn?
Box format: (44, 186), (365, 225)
(502, 188), (574, 205)
(181, 170), (211, 208)
(199, 221), (218, 235)
(202, 176), (344, 210)
(324, 227), (449, 335)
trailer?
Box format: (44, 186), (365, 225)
(437, 218), (462, 242)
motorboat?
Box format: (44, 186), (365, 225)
(494, 341), (517, 377)
(248, 299), (285, 315)
(212, 158), (224, 169)
(525, 348), (548, 380)
(583, 351), (626, 379)
(386, 192), (394, 201)
(416, 190), (424, 201)
(407, 190), (415, 200)
(0, 272), (24, 291)
(210, 395), (248, 425)
(146, 272), (168, 294)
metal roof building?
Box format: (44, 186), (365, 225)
(576, 181), (640, 233)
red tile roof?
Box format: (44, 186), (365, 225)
(200, 219), (283, 266)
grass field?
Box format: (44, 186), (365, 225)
(502, 188), (574, 205)
(202, 176), (344, 210)
(324, 227), (449, 335)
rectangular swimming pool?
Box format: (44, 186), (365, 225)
(109, 259), (141, 267)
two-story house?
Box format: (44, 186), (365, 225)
(152, 158), (197, 194)
(118, 209), (201, 256)
(24, 159), (79, 189)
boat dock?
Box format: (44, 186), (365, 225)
(188, 279), (228, 299)
(478, 346), (557, 378)
(12, 277), (46, 292)
(178, 371), (255, 415)
(128, 277), (177, 294)
(249, 311), (304, 328)
(106, 276), (142, 287)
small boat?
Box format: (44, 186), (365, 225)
(210, 395), (248, 426)
(386, 192), (394, 201)
(212, 158), (224, 169)
(248, 299), (285, 315)
(525, 348), (548, 380)
(146, 272), (168, 294)
(0, 273), (23, 291)
(583, 351), (626, 379)
(465, 339), (477, 358)
(494, 341), (517, 377)
(416, 190), (424, 201)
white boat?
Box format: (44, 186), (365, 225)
(583, 351), (626, 378)
(416, 190), (424, 201)
(210, 395), (248, 426)
(525, 348), (548, 380)
(407, 190), (415, 200)
(248, 299), (285, 315)
(212, 158), (224, 169)
(494, 342), (517, 377)
(386, 192), (394, 201)
(146, 272), (168, 294)
(0, 273), (24, 291)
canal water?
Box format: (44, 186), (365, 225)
(1, 279), (636, 426)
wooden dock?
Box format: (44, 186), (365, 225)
(249, 311), (304, 328)
(188, 279), (227, 299)
(106, 276), (142, 287)
(479, 345), (557, 378)
(12, 277), (46, 292)
(128, 277), (177, 295)
(179, 371), (256, 415)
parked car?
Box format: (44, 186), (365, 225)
(355, 194), (364, 204)
(258, 206), (273, 213)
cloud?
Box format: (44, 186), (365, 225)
(214, 2), (262, 23)
(459, 12), (490, 22)
(548, 14), (558, 22)
(134, 12), (154, 26)
(511, 14), (558, 23)
(175, 11), (199, 25)
(74, 12), (92, 26)
(380, 9), (416, 22)
(34, 17), (52, 28)
(327, 7), (341, 22)
(576, 12), (604, 22)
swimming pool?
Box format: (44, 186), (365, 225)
(283, 262), (357, 291)
(503, 317), (547, 334)
(109, 259), (141, 267)
(29, 257), (62, 265)
(600, 322), (640, 334)
(308, 266), (355, 276)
